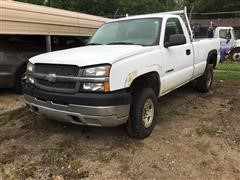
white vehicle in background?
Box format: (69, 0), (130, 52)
(23, 8), (220, 139)
(214, 27), (240, 61)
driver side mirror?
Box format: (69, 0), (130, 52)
(164, 34), (186, 48)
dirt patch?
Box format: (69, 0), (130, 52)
(0, 89), (25, 115)
(0, 81), (240, 179)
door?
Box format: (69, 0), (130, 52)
(162, 18), (194, 93)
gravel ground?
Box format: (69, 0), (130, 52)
(0, 89), (24, 115)
(0, 81), (239, 179)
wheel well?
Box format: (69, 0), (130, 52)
(130, 72), (160, 96)
(207, 50), (218, 68)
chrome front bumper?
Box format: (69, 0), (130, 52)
(24, 95), (130, 127)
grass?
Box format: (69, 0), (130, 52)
(0, 163), (3, 173)
(199, 160), (209, 168)
(40, 147), (88, 179)
(214, 62), (240, 80)
(196, 125), (220, 137)
(217, 62), (240, 72)
(41, 148), (66, 167)
(15, 164), (37, 179)
(214, 71), (240, 80)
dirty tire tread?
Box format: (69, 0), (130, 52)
(127, 88), (157, 139)
(197, 64), (213, 93)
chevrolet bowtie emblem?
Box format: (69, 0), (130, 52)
(45, 73), (56, 83)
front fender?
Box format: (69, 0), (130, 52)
(124, 64), (162, 88)
(109, 47), (165, 92)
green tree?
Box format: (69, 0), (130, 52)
(192, 0), (240, 13)
(16, 0), (177, 16)
(118, 0), (172, 15)
(16, 0), (240, 17)
(18, 0), (46, 5)
(179, 0), (240, 13)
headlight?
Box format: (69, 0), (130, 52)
(82, 65), (111, 92)
(83, 65), (110, 77)
(83, 83), (104, 91)
(27, 62), (34, 72)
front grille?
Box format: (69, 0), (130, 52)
(37, 79), (76, 89)
(35, 64), (80, 77)
(34, 64), (80, 93)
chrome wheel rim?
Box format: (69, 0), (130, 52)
(142, 98), (154, 128)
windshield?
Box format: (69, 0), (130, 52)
(88, 18), (162, 46)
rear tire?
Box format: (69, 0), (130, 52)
(127, 88), (157, 139)
(15, 66), (26, 94)
(229, 47), (240, 61)
(196, 64), (213, 93)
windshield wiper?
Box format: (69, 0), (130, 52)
(86, 43), (103, 46)
(107, 42), (136, 45)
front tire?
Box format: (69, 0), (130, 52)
(196, 64), (213, 93)
(127, 88), (157, 139)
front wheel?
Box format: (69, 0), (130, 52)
(196, 64), (213, 93)
(127, 88), (157, 139)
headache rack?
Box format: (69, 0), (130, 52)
(158, 7), (193, 41)
(140, 7), (193, 41)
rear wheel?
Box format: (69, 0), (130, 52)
(233, 53), (240, 61)
(15, 66), (26, 94)
(229, 47), (240, 61)
(127, 88), (157, 139)
(196, 64), (213, 93)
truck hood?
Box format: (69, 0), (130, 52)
(29, 45), (154, 67)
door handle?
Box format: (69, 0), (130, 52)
(186, 49), (191, 55)
(166, 69), (174, 73)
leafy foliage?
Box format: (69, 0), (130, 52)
(190, 0), (240, 13)
(180, 0), (240, 18)
(16, 0), (176, 16)
(16, 0), (240, 17)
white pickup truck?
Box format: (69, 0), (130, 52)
(214, 27), (240, 61)
(23, 8), (220, 139)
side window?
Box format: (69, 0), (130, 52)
(164, 18), (184, 43)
